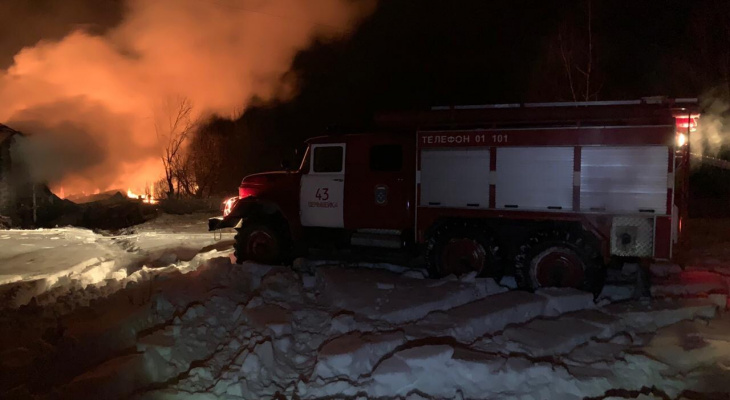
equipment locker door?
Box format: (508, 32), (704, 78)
(344, 136), (415, 230)
(300, 143), (346, 228)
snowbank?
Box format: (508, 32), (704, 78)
(5, 215), (730, 399)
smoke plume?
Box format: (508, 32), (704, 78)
(691, 96), (730, 160)
(0, 0), (375, 195)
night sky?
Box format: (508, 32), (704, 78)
(284, 0), (705, 123)
(2, 1), (713, 119)
(236, 0), (724, 180)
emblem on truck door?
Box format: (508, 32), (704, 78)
(375, 185), (388, 205)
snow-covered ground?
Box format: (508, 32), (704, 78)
(0, 213), (235, 310)
(2, 215), (730, 399)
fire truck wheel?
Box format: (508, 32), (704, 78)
(425, 221), (501, 278)
(234, 223), (284, 265)
(514, 230), (605, 296)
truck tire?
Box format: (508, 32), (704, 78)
(234, 222), (285, 265)
(514, 229), (605, 296)
(425, 221), (501, 278)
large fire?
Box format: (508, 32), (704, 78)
(0, 0), (375, 197)
(126, 184), (157, 204)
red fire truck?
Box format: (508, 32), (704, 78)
(209, 98), (700, 294)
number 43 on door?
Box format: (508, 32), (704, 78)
(315, 188), (329, 201)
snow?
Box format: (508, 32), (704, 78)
(5, 213), (730, 399)
(650, 262), (683, 278)
(0, 212), (235, 310)
(408, 291), (550, 342)
(535, 287), (596, 316)
(316, 267), (507, 324)
(651, 269), (729, 297)
(598, 284), (635, 303)
(0, 228), (122, 285)
(314, 331), (407, 380)
(502, 317), (606, 357)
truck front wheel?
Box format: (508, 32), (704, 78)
(425, 221), (501, 278)
(234, 223), (284, 265)
(515, 230), (605, 296)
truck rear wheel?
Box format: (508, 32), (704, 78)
(426, 221), (501, 278)
(515, 229), (605, 296)
(234, 223), (284, 265)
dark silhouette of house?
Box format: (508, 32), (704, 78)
(0, 124), (56, 227)
(0, 124), (23, 220)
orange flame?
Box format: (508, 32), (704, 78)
(127, 188), (158, 204)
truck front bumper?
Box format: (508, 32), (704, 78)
(209, 216), (241, 231)
(208, 217), (224, 231)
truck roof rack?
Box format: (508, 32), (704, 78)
(430, 97), (698, 111)
(377, 98), (699, 131)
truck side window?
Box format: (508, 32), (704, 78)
(313, 146), (343, 173)
(370, 144), (403, 172)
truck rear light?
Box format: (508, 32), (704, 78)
(674, 114), (698, 147)
(675, 113), (700, 147)
(676, 133), (687, 147)
(675, 115), (700, 131)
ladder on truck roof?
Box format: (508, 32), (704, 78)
(376, 97), (700, 130)
(430, 97), (698, 110)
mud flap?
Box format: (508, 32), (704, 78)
(635, 260), (652, 299)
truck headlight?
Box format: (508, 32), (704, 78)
(223, 197), (238, 217)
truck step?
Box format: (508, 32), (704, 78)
(351, 232), (403, 249)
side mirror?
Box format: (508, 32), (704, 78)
(280, 159), (292, 171)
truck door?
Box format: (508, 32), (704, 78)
(300, 143), (346, 228)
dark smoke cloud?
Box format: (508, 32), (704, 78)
(0, 0), (123, 69)
(9, 99), (138, 189)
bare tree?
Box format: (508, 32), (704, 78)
(153, 178), (167, 200)
(155, 96), (195, 199)
(174, 149), (201, 198)
(556, 0), (601, 101)
(187, 123), (226, 197)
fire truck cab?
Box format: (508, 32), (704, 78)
(210, 98), (699, 294)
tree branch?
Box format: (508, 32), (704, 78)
(559, 31), (578, 102)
